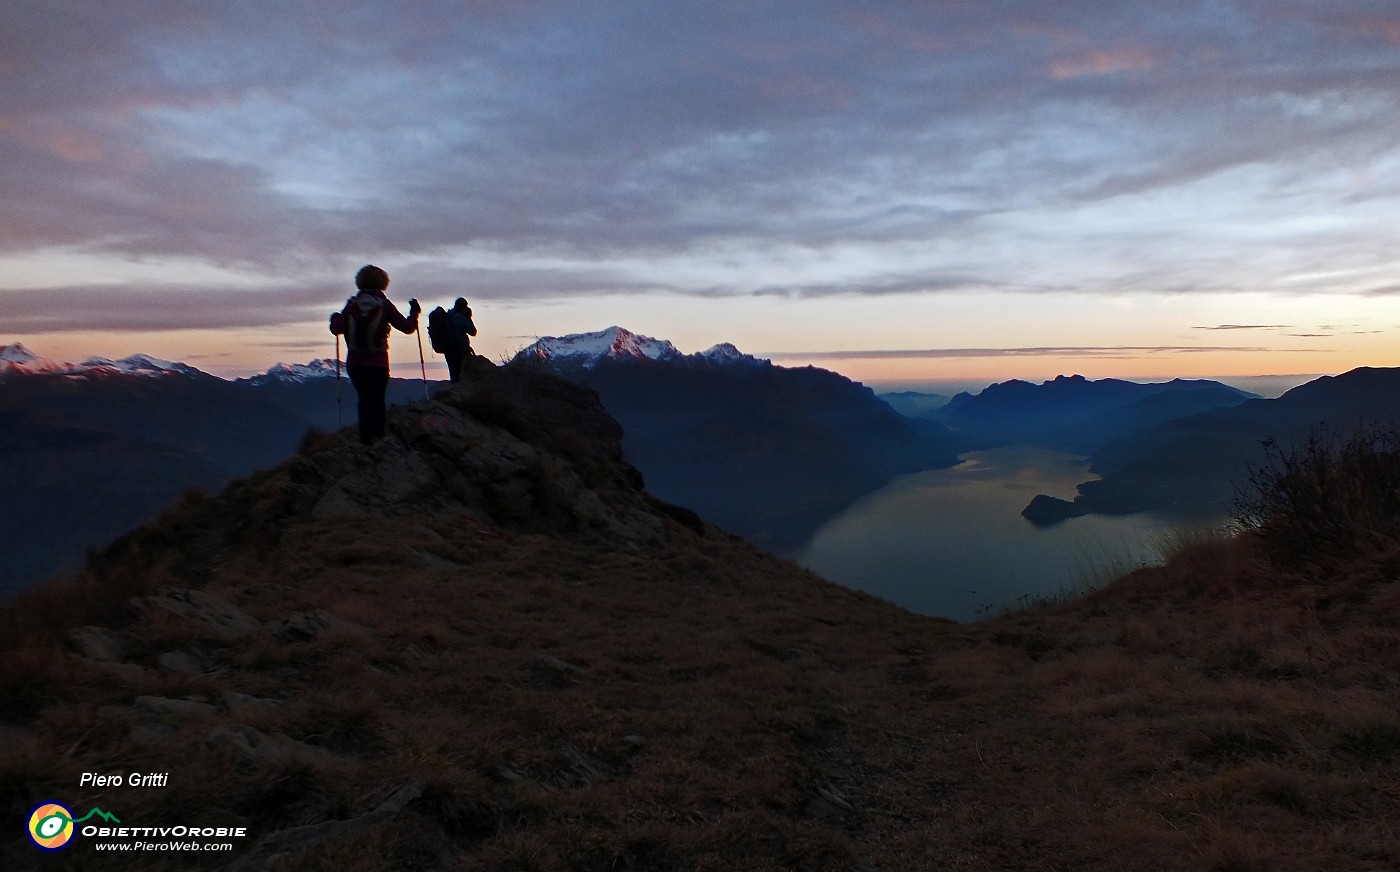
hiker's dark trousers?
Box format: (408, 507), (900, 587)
(347, 364), (390, 444)
(446, 348), (469, 383)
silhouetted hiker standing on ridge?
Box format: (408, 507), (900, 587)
(444, 297), (478, 383)
(329, 264), (420, 445)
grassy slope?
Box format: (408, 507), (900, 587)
(3, 426), (1399, 869)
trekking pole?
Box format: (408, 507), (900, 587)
(335, 334), (343, 429)
(416, 320), (429, 400)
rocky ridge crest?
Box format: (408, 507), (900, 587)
(273, 362), (670, 544)
(128, 360), (704, 569)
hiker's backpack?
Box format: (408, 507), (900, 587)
(427, 306), (452, 354)
(343, 291), (387, 354)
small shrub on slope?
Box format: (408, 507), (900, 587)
(1234, 424), (1400, 566)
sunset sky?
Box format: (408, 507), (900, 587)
(3, 2), (1399, 391)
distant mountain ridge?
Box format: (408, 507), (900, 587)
(0, 401), (229, 595)
(244, 358), (340, 385)
(0, 343), (347, 385)
(0, 343), (433, 595)
(1023, 366), (1400, 524)
(878, 390), (951, 418)
(513, 326), (765, 371)
(509, 328), (962, 550)
(936, 373), (1257, 454)
(0, 342), (208, 379)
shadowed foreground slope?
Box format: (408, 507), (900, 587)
(2, 364), (1397, 870)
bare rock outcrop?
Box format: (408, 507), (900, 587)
(270, 364), (669, 544)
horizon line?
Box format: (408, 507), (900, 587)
(755, 345), (1333, 361)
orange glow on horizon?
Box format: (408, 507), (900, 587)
(769, 348), (1384, 389)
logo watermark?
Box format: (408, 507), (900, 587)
(26, 802), (119, 851)
(25, 796), (247, 853)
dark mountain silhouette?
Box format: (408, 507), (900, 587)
(0, 404), (227, 597)
(0, 368), (310, 595)
(1, 362), (308, 472)
(510, 328), (963, 550)
(1023, 366), (1400, 524)
(0, 348), (438, 594)
(936, 374), (1256, 454)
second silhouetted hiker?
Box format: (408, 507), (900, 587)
(429, 296), (478, 383)
(329, 264), (420, 445)
(445, 297), (477, 383)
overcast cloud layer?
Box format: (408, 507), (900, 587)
(3, 1), (1399, 338)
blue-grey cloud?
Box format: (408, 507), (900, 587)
(0, 283), (340, 333)
(2, 1), (1398, 313)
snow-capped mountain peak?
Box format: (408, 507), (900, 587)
(78, 354), (205, 378)
(512, 326), (684, 368)
(698, 342), (766, 366)
(245, 359), (340, 385)
(510, 328), (770, 370)
(0, 343), (67, 376)
(0, 344), (207, 379)
(1, 342), (41, 364)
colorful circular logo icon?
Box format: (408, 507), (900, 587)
(27, 801), (76, 851)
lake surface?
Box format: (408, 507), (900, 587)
(796, 447), (1219, 622)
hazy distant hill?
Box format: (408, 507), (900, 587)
(877, 390), (951, 418)
(0, 345), (436, 594)
(0, 357), (303, 594)
(231, 358), (433, 433)
(511, 327), (963, 549)
(2, 361), (309, 473)
(1023, 366), (1400, 523)
(936, 374), (1256, 454)
(0, 404), (228, 596)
